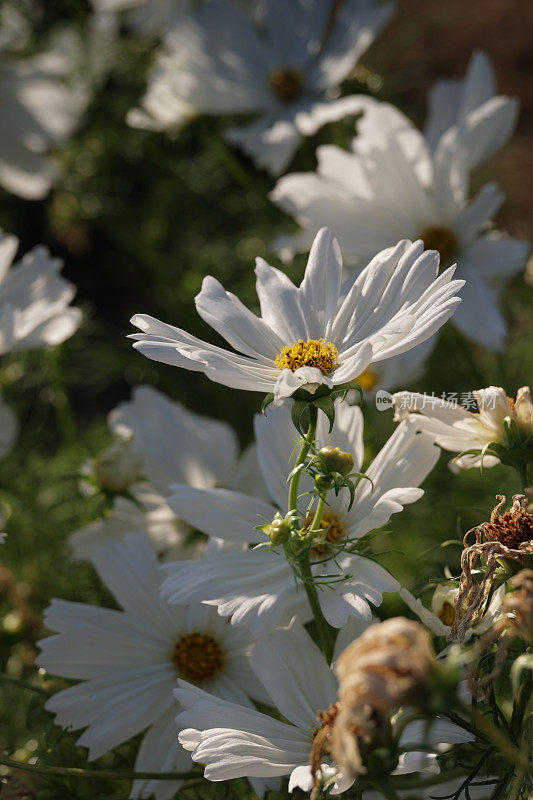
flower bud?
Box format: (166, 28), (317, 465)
(266, 513), (291, 546)
(93, 434), (143, 494)
(318, 446), (354, 475)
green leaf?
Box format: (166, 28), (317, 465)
(313, 394), (335, 432)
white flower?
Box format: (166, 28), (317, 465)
(91, 0), (189, 37)
(37, 533), (263, 800)
(0, 30), (91, 199)
(160, 399), (440, 634)
(425, 51), (518, 172)
(399, 583), (505, 641)
(392, 386), (532, 471)
(128, 0), (394, 175)
(130, 228), (464, 405)
(0, 389), (17, 458)
(68, 385), (258, 560)
(271, 101), (528, 351)
(0, 231), (81, 355)
(176, 620), (472, 792)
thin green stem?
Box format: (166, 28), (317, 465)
(0, 674), (50, 697)
(514, 461), (529, 493)
(299, 551), (336, 663)
(310, 496), (326, 533)
(0, 755), (196, 781)
(288, 404), (318, 513)
(470, 708), (532, 773)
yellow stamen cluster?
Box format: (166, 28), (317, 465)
(275, 339), (339, 375)
(419, 225), (457, 265)
(269, 67), (304, 102)
(355, 366), (379, 391)
(437, 601), (456, 627)
(173, 633), (224, 682)
(304, 511), (345, 557)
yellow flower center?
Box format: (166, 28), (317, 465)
(304, 511), (345, 557)
(275, 339), (339, 375)
(437, 601), (456, 627)
(355, 366), (379, 391)
(173, 633), (224, 682)
(269, 67), (304, 102)
(419, 225), (457, 265)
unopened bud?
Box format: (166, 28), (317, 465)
(266, 513), (291, 546)
(318, 446), (354, 476)
(93, 434), (143, 494)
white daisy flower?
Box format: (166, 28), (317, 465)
(130, 228), (464, 406)
(393, 385), (533, 471)
(176, 620), (473, 793)
(0, 389), (18, 458)
(69, 385), (260, 560)
(127, 0), (394, 175)
(0, 230), (81, 355)
(425, 51), (518, 172)
(161, 399), (440, 634)
(271, 102), (528, 351)
(37, 533), (264, 800)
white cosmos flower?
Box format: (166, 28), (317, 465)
(392, 385), (533, 471)
(271, 102), (528, 352)
(425, 51), (518, 172)
(69, 385), (261, 560)
(160, 399), (440, 634)
(399, 583), (505, 642)
(130, 228), (464, 405)
(38, 533), (264, 800)
(176, 620), (472, 793)
(127, 0), (394, 175)
(0, 26), (95, 199)
(0, 230), (81, 355)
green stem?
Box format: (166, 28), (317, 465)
(299, 551), (336, 663)
(0, 755), (196, 781)
(470, 708), (532, 773)
(514, 461), (529, 493)
(288, 404), (318, 513)
(373, 777), (402, 800)
(0, 674), (50, 697)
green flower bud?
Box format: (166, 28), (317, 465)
(266, 514), (291, 546)
(318, 445), (354, 476)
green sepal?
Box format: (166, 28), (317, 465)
(290, 399), (310, 436)
(313, 394), (336, 432)
(261, 392), (275, 415)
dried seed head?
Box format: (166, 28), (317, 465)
(331, 617), (435, 779)
(483, 494), (533, 549)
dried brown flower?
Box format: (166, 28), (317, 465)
(451, 495), (533, 641)
(330, 617), (435, 780)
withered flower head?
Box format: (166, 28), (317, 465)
(451, 495), (533, 641)
(330, 617), (435, 780)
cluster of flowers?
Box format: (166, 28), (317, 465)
(1, 1), (532, 800)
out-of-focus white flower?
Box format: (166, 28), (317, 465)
(272, 101), (528, 352)
(0, 12), (113, 200)
(130, 228), (463, 405)
(0, 389), (18, 458)
(399, 583), (506, 641)
(92, 432), (144, 494)
(128, 0), (394, 175)
(0, 230), (81, 355)
(393, 386), (532, 471)
(425, 51), (518, 172)
(68, 385), (259, 561)
(177, 620), (472, 793)
(91, 0), (189, 36)
(38, 533), (264, 800)
(160, 400), (440, 634)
